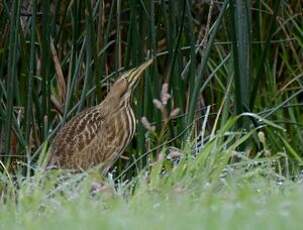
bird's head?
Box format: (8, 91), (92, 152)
(106, 59), (153, 107)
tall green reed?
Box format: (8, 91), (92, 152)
(0, 0), (302, 176)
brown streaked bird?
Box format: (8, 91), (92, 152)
(48, 59), (153, 173)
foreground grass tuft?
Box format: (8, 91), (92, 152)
(1, 117), (303, 229)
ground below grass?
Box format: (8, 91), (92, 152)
(1, 169), (303, 230)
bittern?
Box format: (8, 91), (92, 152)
(48, 60), (153, 172)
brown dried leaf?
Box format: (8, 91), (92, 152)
(50, 39), (66, 104)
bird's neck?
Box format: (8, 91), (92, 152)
(98, 96), (131, 115)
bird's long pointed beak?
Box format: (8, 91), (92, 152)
(127, 59), (153, 88)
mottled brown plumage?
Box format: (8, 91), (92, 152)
(48, 60), (153, 172)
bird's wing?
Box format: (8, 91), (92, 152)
(50, 106), (105, 159)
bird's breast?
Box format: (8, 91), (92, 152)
(99, 105), (136, 162)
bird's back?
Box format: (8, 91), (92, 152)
(48, 103), (135, 172)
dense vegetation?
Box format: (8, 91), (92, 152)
(0, 0), (302, 228)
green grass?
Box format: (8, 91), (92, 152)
(1, 151), (303, 229)
(1, 116), (302, 229)
(2, 177), (303, 230)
